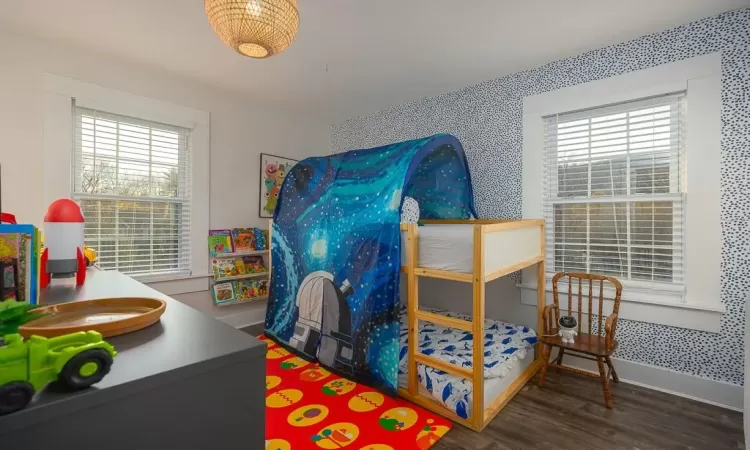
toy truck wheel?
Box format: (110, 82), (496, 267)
(0, 382), (34, 416)
(59, 349), (113, 390)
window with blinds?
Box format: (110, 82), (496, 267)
(72, 105), (192, 279)
(543, 93), (686, 291)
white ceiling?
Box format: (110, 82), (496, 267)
(1, 0), (747, 120)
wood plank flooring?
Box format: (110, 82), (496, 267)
(243, 323), (265, 336)
(435, 371), (743, 449)
(243, 324), (744, 449)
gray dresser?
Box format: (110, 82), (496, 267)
(0, 271), (266, 449)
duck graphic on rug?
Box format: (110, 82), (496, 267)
(415, 420), (451, 449)
(279, 356), (309, 370)
(321, 378), (357, 396)
(311, 422), (360, 448)
(378, 407), (419, 431)
(300, 365), (332, 382)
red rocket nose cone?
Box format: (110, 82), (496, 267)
(44, 199), (85, 223)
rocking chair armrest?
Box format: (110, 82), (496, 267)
(605, 312), (619, 352)
(542, 304), (558, 335)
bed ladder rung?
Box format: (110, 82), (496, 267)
(398, 388), (476, 429)
(414, 268), (473, 282)
(414, 353), (473, 380)
(415, 309), (473, 332)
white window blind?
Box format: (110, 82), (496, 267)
(72, 105), (192, 279)
(543, 93), (686, 292)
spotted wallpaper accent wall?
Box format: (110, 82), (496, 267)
(331, 9), (750, 385)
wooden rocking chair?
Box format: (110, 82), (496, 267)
(538, 272), (623, 408)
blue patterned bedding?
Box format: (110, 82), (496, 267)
(398, 307), (537, 419)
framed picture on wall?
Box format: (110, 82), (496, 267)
(259, 153), (298, 218)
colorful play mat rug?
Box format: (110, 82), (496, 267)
(261, 335), (453, 449)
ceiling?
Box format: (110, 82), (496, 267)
(1, 0), (747, 120)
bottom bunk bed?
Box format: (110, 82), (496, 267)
(398, 307), (537, 419)
(400, 219), (545, 432)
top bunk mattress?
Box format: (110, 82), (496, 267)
(400, 223), (543, 275)
(400, 225), (473, 273)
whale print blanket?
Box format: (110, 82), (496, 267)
(398, 307), (537, 418)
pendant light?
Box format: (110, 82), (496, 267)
(204, 0), (299, 59)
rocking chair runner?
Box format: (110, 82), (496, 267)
(538, 272), (623, 408)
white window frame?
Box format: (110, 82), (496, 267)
(544, 93), (687, 292)
(42, 74), (210, 292)
(520, 53), (723, 333)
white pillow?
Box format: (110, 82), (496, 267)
(401, 196), (420, 223)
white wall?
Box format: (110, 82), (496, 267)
(0, 29), (329, 324)
(400, 276), (528, 324)
(0, 29), (328, 226)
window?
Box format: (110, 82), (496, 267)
(72, 106), (192, 279)
(543, 93), (686, 292)
(522, 55), (721, 329)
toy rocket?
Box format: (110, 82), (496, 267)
(40, 199), (86, 287)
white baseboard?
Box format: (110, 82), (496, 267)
(216, 303), (266, 329)
(170, 290), (267, 330)
(146, 275), (210, 296)
(554, 350), (743, 411)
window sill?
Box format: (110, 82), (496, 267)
(517, 282), (724, 333)
(140, 272), (210, 296)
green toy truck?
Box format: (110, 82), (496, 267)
(0, 331), (116, 415)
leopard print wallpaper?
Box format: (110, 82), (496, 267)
(331, 9), (750, 385)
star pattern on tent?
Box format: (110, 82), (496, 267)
(265, 135), (476, 392)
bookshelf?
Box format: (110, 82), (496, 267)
(209, 228), (270, 306)
(216, 295), (269, 307)
(212, 249), (269, 258)
(1, 259), (19, 301)
(213, 271), (269, 282)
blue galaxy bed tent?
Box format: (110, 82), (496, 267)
(264, 134), (477, 395)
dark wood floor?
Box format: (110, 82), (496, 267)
(243, 323), (265, 336)
(435, 371), (743, 450)
(243, 324), (744, 449)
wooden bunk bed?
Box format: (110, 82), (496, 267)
(399, 219), (545, 432)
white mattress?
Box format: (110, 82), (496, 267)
(400, 224), (474, 273)
(399, 348), (535, 412)
(397, 307), (538, 418)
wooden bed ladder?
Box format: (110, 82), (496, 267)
(403, 224), (488, 431)
(401, 221), (546, 432)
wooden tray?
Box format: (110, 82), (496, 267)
(19, 297), (167, 338)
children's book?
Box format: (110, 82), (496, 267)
(256, 279), (269, 297)
(0, 224), (39, 305)
(208, 229), (233, 256)
(211, 258), (236, 278)
(233, 258), (247, 275)
(234, 279), (269, 301)
(253, 228), (268, 250)
(242, 256), (267, 273)
(231, 228), (256, 252)
(212, 281), (236, 305)
(2, 263), (17, 301)
(210, 258), (220, 277)
(234, 279), (253, 301)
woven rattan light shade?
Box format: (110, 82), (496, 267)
(205, 0), (299, 59)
